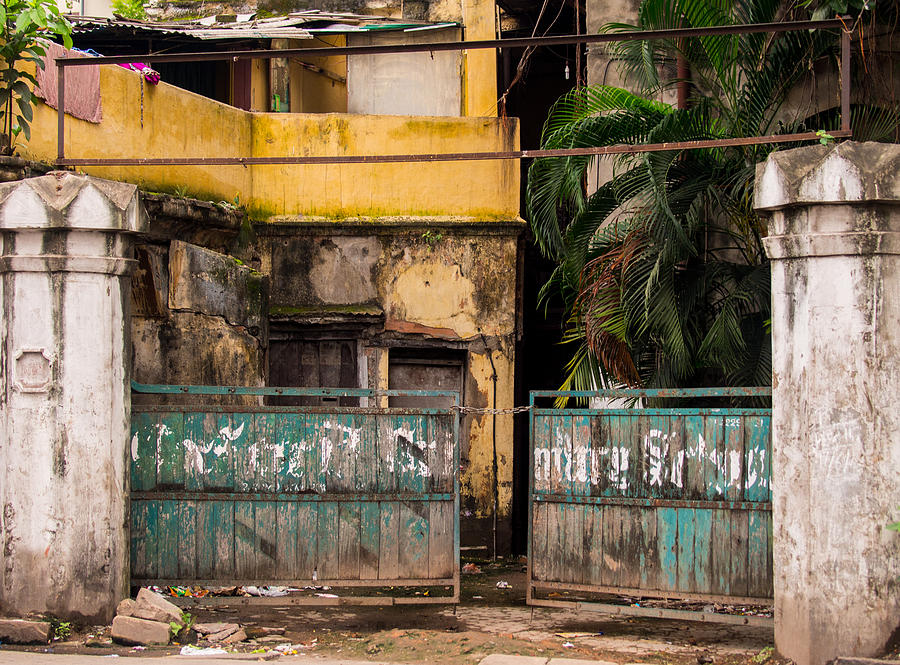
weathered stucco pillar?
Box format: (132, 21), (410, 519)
(755, 142), (900, 665)
(0, 172), (147, 622)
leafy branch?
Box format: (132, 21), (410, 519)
(0, 0), (72, 154)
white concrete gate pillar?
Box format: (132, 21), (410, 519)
(0, 172), (147, 622)
(755, 142), (900, 665)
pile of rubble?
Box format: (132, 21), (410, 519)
(111, 587), (187, 646)
(111, 587), (288, 649)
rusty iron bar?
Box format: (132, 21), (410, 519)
(530, 582), (772, 607)
(136, 577), (456, 588)
(54, 19), (849, 164)
(841, 26), (851, 131)
(169, 594), (459, 607)
(53, 18), (846, 67)
(530, 597), (773, 627)
(56, 65), (65, 162)
(56, 129), (853, 167)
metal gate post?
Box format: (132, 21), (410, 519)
(756, 142), (900, 665)
(0, 173), (147, 622)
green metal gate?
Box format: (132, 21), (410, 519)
(129, 383), (460, 605)
(527, 388), (772, 625)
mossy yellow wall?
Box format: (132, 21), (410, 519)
(20, 59), (518, 218)
(249, 113), (517, 218)
(23, 64), (253, 204)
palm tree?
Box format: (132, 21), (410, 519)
(527, 0), (896, 395)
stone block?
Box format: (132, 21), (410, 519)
(116, 598), (136, 617)
(131, 588), (182, 625)
(110, 615), (170, 646)
(0, 619), (51, 644)
(168, 239), (268, 333)
(205, 624), (241, 641)
(195, 622), (238, 636)
(222, 628), (247, 644)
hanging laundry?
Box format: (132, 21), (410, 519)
(117, 62), (161, 85)
(33, 39), (102, 123)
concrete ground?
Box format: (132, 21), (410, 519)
(3, 560), (779, 665)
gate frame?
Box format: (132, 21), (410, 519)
(130, 381), (461, 607)
(526, 387), (773, 626)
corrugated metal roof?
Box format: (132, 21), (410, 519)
(67, 11), (459, 42)
(68, 15), (313, 40)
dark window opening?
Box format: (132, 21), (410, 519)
(269, 336), (358, 406)
(388, 347), (465, 409)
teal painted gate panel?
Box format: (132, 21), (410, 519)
(130, 384), (460, 604)
(528, 389), (772, 615)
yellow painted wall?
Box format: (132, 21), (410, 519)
(463, 0), (498, 117)
(24, 64), (253, 205)
(20, 62), (518, 218)
(250, 113), (517, 218)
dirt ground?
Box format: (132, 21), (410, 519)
(14, 559), (782, 665)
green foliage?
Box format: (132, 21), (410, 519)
(753, 647), (775, 664)
(421, 230), (444, 248)
(53, 620), (72, 640)
(168, 611), (195, 640)
(111, 0), (146, 20)
(44, 616), (72, 641)
(526, 0), (898, 396)
(888, 508), (900, 533)
(0, 0), (72, 154)
(799, 0), (873, 21)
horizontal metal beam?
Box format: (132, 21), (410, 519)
(530, 386), (773, 399)
(167, 593), (458, 607)
(54, 18), (846, 67)
(529, 597), (773, 627)
(56, 130), (851, 167)
(133, 405), (457, 415)
(532, 407), (771, 416)
(531, 494), (771, 511)
(131, 380), (458, 399)
(136, 577), (456, 588)
(132, 491), (454, 502)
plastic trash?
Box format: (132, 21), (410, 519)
(180, 645), (228, 656)
(496, 580), (511, 589)
(462, 563), (482, 574)
(241, 586), (296, 597)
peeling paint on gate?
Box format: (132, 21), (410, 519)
(128, 384), (460, 605)
(528, 393), (773, 616)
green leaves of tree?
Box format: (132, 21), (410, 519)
(525, 0), (864, 394)
(0, 0), (73, 153)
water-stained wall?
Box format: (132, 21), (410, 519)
(249, 218), (523, 548)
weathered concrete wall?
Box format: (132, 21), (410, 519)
(755, 142), (900, 665)
(0, 172), (147, 622)
(252, 218), (522, 547)
(131, 239), (268, 398)
(348, 27), (463, 117)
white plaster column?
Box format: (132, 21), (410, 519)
(755, 142), (900, 665)
(0, 172), (147, 622)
